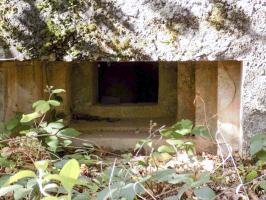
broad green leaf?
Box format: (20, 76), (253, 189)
(20, 112), (41, 123)
(96, 187), (117, 200)
(0, 185), (23, 197)
(73, 193), (90, 200)
(174, 119), (193, 135)
(34, 101), (50, 114)
(166, 139), (184, 146)
(194, 187), (215, 200)
(158, 145), (175, 153)
(52, 89), (66, 94)
(59, 159), (80, 192)
(250, 139), (264, 156)
(7, 170), (36, 185)
(192, 172), (210, 187)
(152, 169), (176, 181)
(34, 160), (49, 170)
(14, 187), (32, 200)
(48, 100), (61, 107)
(259, 180), (266, 189)
(159, 129), (173, 137)
(152, 170), (193, 184)
(44, 121), (64, 135)
(118, 183), (145, 200)
(0, 175), (11, 187)
(257, 151), (266, 161)
(63, 139), (72, 147)
(251, 134), (266, 143)
(57, 128), (80, 137)
(33, 100), (46, 108)
(41, 197), (60, 200)
(45, 136), (59, 152)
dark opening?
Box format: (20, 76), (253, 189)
(98, 62), (159, 104)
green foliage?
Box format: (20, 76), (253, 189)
(19, 86), (79, 152)
(160, 119), (209, 138)
(250, 133), (266, 161)
(1, 159), (81, 199)
(155, 119), (209, 156)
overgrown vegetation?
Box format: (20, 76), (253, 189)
(0, 88), (265, 200)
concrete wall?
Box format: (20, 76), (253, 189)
(0, 61), (71, 121)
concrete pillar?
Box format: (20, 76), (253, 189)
(0, 63), (6, 121)
(217, 61), (241, 150)
(177, 62), (195, 122)
(195, 61), (218, 135)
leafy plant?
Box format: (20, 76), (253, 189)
(160, 119), (209, 138)
(158, 119), (209, 155)
(250, 133), (266, 161)
(18, 86), (80, 152)
(0, 159), (82, 200)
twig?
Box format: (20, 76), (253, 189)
(215, 130), (250, 200)
(134, 182), (157, 200)
(108, 158), (117, 200)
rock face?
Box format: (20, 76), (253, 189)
(0, 0), (265, 147)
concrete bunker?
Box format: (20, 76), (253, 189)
(0, 60), (242, 152)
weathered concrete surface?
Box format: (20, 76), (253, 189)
(0, 0), (265, 149)
(0, 61), (71, 121)
(217, 61), (242, 150)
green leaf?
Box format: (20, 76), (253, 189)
(152, 170), (193, 184)
(48, 100), (61, 107)
(63, 140), (72, 147)
(257, 151), (266, 161)
(44, 121), (64, 135)
(35, 101), (50, 114)
(0, 185), (23, 197)
(34, 160), (49, 170)
(159, 129), (173, 137)
(45, 136), (59, 152)
(52, 89), (66, 94)
(258, 180), (266, 189)
(166, 139), (184, 147)
(192, 172), (210, 187)
(157, 145), (175, 153)
(0, 175), (11, 187)
(57, 128), (80, 138)
(41, 197), (60, 200)
(250, 139), (264, 156)
(73, 193), (90, 200)
(59, 159), (80, 192)
(194, 187), (215, 200)
(20, 112), (41, 123)
(174, 119), (193, 135)
(14, 187), (32, 200)
(7, 170), (36, 185)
